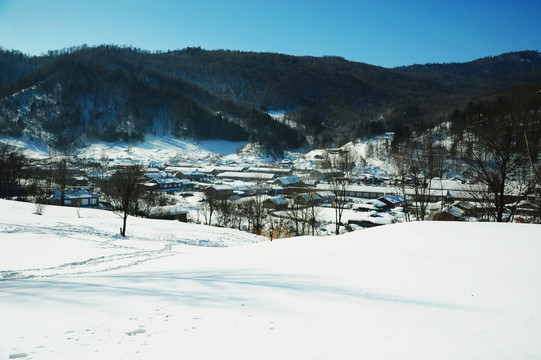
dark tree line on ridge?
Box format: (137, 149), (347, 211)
(2, 46), (541, 154)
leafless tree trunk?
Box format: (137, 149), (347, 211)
(390, 144), (412, 222)
(52, 156), (70, 206)
(322, 145), (357, 234)
(103, 164), (146, 237)
(200, 190), (221, 226)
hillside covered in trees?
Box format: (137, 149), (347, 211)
(1, 45), (541, 154)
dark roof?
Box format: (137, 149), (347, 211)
(378, 195), (405, 205)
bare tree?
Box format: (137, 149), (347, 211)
(409, 131), (445, 220)
(457, 97), (538, 222)
(237, 183), (266, 235)
(251, 191), (266, 235)
(285, 196), (307, 237)
(52, 156), (70, 206)
(322, 146), (357, 234)
(266, 211), (290, 241)
(241, 178), (267, 235)
(216, 197), (234, 228)
(390, 130), (446, 221)
(200, 187), (227, 226)
(0, 144), (30, 199)
(517, 95), (541, 222)
(103, 164), (146, 237)
(305, 191), (321, 236)
(33, 202), (46, 215)
(100, 148), (108, 180)
(390, 144), (412, 222)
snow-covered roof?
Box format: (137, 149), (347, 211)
(444, 206), (465, 219)
(217, 172), (276, 180)
(316, 191), (335, 198)
(51, 189), (99, 200)
(379, 194), (405, 204)
(274, 176), (303, 185)
(345, 212), (394, 225)
(366, 199), (387, 208)
(210, 166), (247, 173)
(147, 204), (188, 217)
(207, 184), (235, 191)
(266, 197), (289, 205)
(145, 173), (162, 179)
(247, 167), (291, 174)
(151, 177), (182, 185)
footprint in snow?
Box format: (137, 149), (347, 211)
(125, 329), (146, 336)
(9, 354), (28, 359)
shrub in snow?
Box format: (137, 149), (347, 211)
(33, 203), (46, 215)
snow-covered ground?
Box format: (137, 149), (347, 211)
(1, 199), (541, 359)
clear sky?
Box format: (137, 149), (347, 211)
(0, 0), (539, 68)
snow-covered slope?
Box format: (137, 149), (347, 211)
(1, 199), (540, 359)
(1, 135), (252, 164)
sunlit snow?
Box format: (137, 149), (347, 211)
(1, 199), (540, 359)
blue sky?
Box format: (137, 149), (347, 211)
(0, 0), (539, 68)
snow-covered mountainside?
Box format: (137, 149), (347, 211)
(3, 47), (541, 153)
(0, 135), (262, 165)
(1, 199), (540, 359)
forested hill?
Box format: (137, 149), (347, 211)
(1, 45), (541, 154)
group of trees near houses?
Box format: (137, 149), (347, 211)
(320, 145), (359, 234)
(0, 147), (170, 237)
(387, 83), (541, 223)
(0, 144), (32, 199)
(390, 130), (447, 222)
(199, 187), (267, 236)
(199, 184), (321, 239)
(449, 85), (541, 222)
(0, 144), (66, 202)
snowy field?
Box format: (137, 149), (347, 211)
(1, 199), (541, 359)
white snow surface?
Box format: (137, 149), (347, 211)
(1, 199), (541, 359)
(1, 135), (251, 165)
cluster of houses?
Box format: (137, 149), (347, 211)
(40, 156), (539, 227)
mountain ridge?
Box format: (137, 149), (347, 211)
(1, 46), (541, 154)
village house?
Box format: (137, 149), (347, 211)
(309, 169), (344, 182)
(267, 185), (285, 196)
(72, 176), (90, 187)
(146, 204), (188, 222)
(204, 184), (235, 199)
(353, 199), (387, 212)
(433, 205), (466, 221)
(263, 196), (289, 210)
(295, 191), (336, 206)
(146, 177), (192, 193)
(51, 189), (100, 207)
(377, 194), (411, 211)
(273, 176), (305, 188)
